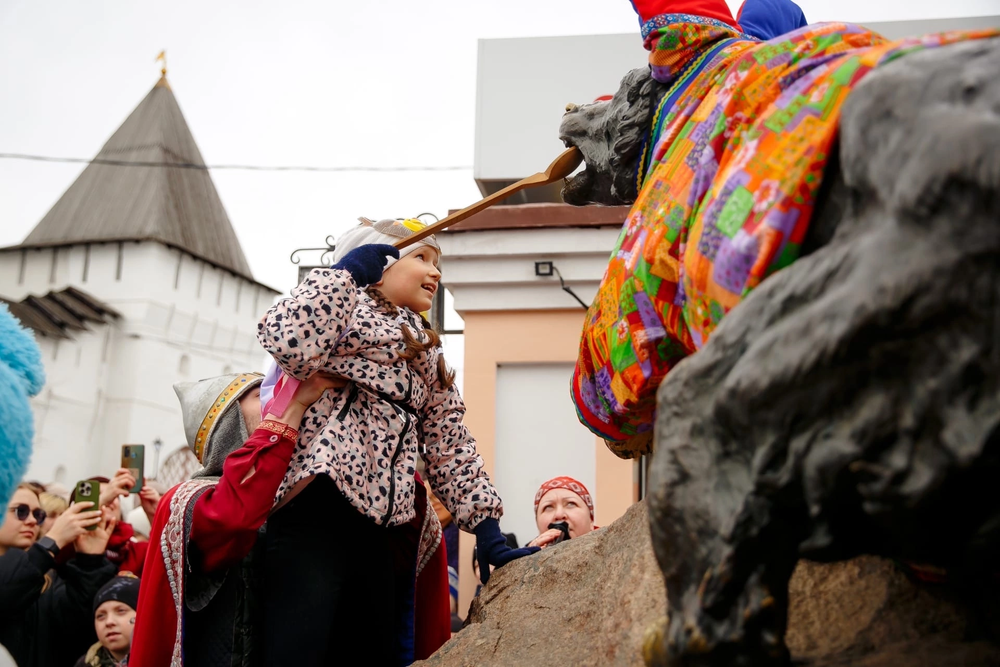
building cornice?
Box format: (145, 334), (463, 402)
(0, 238), (280, 295)
(442, 203), (629, 233)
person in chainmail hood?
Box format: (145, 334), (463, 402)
(129, 371), (340, 667)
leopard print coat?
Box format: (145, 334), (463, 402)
(258, 268), (503, 530)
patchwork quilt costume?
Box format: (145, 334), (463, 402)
(572, 0), (998, 450)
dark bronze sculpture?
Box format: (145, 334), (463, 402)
(561, 38), (1000, 665)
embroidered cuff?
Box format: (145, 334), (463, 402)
(257, 420), (299, 441)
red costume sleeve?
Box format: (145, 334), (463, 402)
(131, 486), (180, 667)
(131, 421), (298, 667)
(414, 533), (452, 660)
(188, 421), (298, 572)
(117, 540), (148, 576)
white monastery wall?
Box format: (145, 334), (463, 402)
(0, 241), (276, 487)
(29, 328), (113, 488)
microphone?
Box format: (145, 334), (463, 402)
(548, 521), (570, 544)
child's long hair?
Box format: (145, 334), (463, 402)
(366, 287), (456, 390)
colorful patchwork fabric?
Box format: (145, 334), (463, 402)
(572, 15), (999, 444)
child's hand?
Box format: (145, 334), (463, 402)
(331, 244), (400, 287)
(46, 501), (104, 549)
(75, 506), (118, 555)
(265, 373), (348, 426)
(473, 518), (540, 585)
(139, 485), (161, 522)
(101, 469), (136, 504)
(292, 373), (347, 410)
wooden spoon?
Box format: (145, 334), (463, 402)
(395, 146), (583, 250)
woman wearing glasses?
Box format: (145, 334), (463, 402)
(0, 482), (117, 667)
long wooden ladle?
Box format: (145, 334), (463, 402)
(395, 147), (583, 250)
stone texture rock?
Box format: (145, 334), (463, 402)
(418, 504), (1000, 666)
(786, 558), (1000, 666)
(416, 500), (665, 667)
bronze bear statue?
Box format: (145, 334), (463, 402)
(562, 37), (1000, 666)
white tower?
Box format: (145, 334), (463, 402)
(0, 74), (278, 487)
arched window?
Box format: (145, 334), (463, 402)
(179, 354), (191, 375)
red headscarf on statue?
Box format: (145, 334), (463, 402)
(629, 0), (739, 28)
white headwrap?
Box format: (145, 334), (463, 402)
(332, 217), (441, 271)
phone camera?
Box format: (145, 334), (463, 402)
(79, 482), (92, 496)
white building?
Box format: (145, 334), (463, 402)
(0, 74), (278, 488)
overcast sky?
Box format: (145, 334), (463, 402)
(1, 0), (997, 294)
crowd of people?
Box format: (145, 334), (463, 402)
(2, 462), (599, 667)
(1, 473), (153, 667)
(0, 0), (837, 661)
(1, 218), (606, 666)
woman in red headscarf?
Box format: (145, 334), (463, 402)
(527, 477), (597, 549)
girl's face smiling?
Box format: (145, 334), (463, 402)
(377, 246), (441, 313)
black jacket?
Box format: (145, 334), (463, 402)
(0, 544), (116, 667)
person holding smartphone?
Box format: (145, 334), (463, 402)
(0, 482), (117, 667)
(85, 469), (154, 575)
(527, 477), (597, 549)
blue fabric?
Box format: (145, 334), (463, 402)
(393, 559), (416, 666)
(444, 522), (459, 572)
(737, 0), (807, 41)
(0, 305), (44, 508)
(472, 518), (539, 585)
(331, 243), (399, 287)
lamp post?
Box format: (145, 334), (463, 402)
(152, 437), (163, 480)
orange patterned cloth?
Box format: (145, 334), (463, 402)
(572, 16), (999, 443)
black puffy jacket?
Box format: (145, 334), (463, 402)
(0, 544), (115, 667)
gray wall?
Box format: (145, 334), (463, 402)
(475, 33), (648, 183)
(865, 14), (999, 39)
(473, 15), (999, 198)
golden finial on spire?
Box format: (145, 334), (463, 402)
(156, 50), (167, 77)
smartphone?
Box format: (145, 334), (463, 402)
(73, 480), (101, 530)
(121, 444), (145, 494)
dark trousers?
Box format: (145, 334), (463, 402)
(263, 476), (396, 666)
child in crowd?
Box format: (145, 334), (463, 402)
(36, 491), (67, 537)
(75, 573), (140, 667)
(257, 217), (536, 665)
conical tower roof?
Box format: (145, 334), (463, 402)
(16, 75), (254, 281)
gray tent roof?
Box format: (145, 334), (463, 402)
(13, 75), (255, 282)
(1, 285), (120, 339)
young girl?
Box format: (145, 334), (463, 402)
(257, 217), (535, 665)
